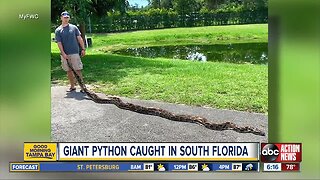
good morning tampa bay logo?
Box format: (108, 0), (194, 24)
(24, 143), (57, 161)
(261, 144), (279, 162)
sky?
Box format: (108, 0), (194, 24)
(128, 0), (149, 7)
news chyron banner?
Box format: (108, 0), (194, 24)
(57, 142), (258, 161)
(10, 142), (260, 172)
(261, 143), (302, 172)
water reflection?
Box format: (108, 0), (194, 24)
(111, 43), (268, 64)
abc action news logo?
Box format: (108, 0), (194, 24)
(261, 143), (302, 163)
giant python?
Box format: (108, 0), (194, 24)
(66, 60), (265, 136)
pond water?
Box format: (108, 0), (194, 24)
(111, 43), (268, 64)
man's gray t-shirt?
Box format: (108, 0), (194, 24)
(55, 24), (81, 55)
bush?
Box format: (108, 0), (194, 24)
(52, 8), (267, 33)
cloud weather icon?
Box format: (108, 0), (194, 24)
(157, 164), (166, 171)
(245, 164), (253, 171)
(202, 164), (210, 171)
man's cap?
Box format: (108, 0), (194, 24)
(61, 11), (70, 18)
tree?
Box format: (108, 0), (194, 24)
(51, 0), (67, 24)
(62, 0), (91, 42)
(242, 0), (267, 10)
(161, 0), (173, 9)
(148, 0), (161, 8)
(91, 0), (127, 16)
(51, 0), (127, 44)
(172, 0), (199, 14)
(203, 0), (226, 10)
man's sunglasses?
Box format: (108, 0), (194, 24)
(61, 13), (70, 16)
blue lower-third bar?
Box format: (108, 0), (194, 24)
(10, 162), (144, 172)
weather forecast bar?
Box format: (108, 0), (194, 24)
(9, 162), (260, 172)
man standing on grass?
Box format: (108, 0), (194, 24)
(55, 11), (86, 92)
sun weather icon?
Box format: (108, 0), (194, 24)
(245, 164), (253, 171)
(202, 164), (210, 171)
(157, 164), (166, 171)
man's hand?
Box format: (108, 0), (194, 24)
(81, 49), (86, 57)
(62, 53), (68, 60)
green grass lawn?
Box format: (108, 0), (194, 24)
(51, 24), (268, 113)
(52, 24), (268, 53)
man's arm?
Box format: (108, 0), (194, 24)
(77, 36), (85, 50)
(77, 36), (86, 57)
(57, 42), (68, 60)
(55, 30), (68, 60)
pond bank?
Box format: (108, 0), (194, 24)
(110, 43), (268, 64)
